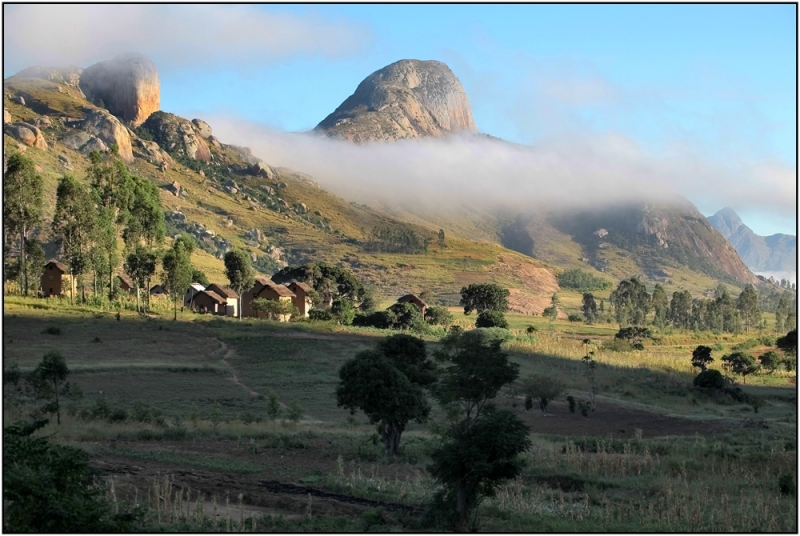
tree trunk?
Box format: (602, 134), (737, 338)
(455, 483), (469, 531)
(69, 268), (74, 305)
(174, 295), (178, 321)
(136, 287), (141, 314)
(109, 265), (114, 301)
(378, 424), (403, 456)
(53, 378), (61, 425)
(19, 224), (26, 296)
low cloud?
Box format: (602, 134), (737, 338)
(3, 5), (371, 74)
(208, 117), (797, 222)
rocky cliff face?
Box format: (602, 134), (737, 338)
(316, 59), (477, 143)
(708, 207), (797, 274)
(79, 53), (160, 127)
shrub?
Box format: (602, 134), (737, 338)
(267, 393), (281, 420)
(287, 402), (305, 423)
(567, 313), (582, 323)
(779, 474), (795, 496)
(387, 302), (425, 331)
(425, 305), (453, 327)
(556, 268), (611, 291)
(602, 338), (633, 352)
(353, 310), (396, 329)
(475, 310), (509, 329)
(41, 326), (62, 335)
(693, 369), (725, 390)
(758, 351), (781, 373)
(526, 325), (537, 334)
(309, 309), (333, 322)
(566, 395), (576, 413)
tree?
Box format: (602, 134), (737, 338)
(691, 345), (714, 372)
(736, 285), (760, 333)
(21, 240), (45, 297)
(3, 153), (44, 295)
(556, 268), (611, 292)
(581, 292), (598, 324)
(520, 374), (564, 415)
(777, 329), (797, 356)
(669, 290), (693, 329)
(224, 250), (255, 320)
(251, 298), (298, 321)
(459, 283), (509, 315)
(693, 369), (725, 390)
(758, 351), (781, 373)
(582, 352), (598, 409)
(615, 326), (652, 350)
(775, 294), (791, 333)
(121, 175), (165, 249)
(610, 277), (650, 327)
(476, 310), (509, 329)
(429, 329), (528, 530)
(336, 335), (434, 455)
(191, 267), (209, 286)
(272, 262), (365, 305)
(4, 420), (140, 532)
(651, 283), (669, 327)
(52, 175), (97, 304)
(722, 352), (759, 384)
(88, 152), (134, 299)
(162, 237), (193, 320)
(438, 229), (446, 249)
(331, 296), (356, 325)
(387, 302), (425, 331)
(425, 305), (453, 327)
(124, 246), (157, 314)
(27, 351), (70, 425)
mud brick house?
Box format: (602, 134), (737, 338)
(241, 277), (296, 320)
(41, 261), (71, 298)
(286, 281), (314, 317)
(204, 283), (239, 316)
(117, 274), (135, 294)
(184, 283), (206, 308)
(192, 290), (228, 315)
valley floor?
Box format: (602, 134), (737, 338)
(3, 296), (796, 531)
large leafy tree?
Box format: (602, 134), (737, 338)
(88, 151), (134, 298)
(610, 276), (650, 327)
(272, 261), (365, 305)
(581, 292), (598, 324)
(775, 294), (791, 334)
(4, 419), (140, 532)
(691, 345), (714, 372)
(224, 250), (256, 319)
(336, 335), (434, 455)
(124, 246), (157, 314)
(26, 351), (70, 425)
(122, 175), (165, 250)
(777, 329), (797, 356)
(651, 283), (669, 328)
(736, 285), (760, 333)
(429, 329), (528, 531)
(722, 352), (759, 384)
(52, 175), (97, 304)
(162, 235), (194, 320)
(3, 153), (44, 295)
(669, 290), (693, 329)
(459, 283), (510, 315)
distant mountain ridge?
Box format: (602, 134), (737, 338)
(707, 207), (797, 275)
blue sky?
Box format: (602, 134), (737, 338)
(4, 4), (797, 236)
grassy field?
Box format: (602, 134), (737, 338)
(3, 295), (796, 531)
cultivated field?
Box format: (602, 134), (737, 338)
(3, 296), (796, 531)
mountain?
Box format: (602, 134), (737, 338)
(3, 55), (560, 314)
(317, 59), (759, 287)
(708, 207), (797, 275)
(315, 59), (477, 143)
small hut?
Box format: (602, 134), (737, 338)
(286, 281), (313, 317)
(192, 290), (227, 315)
(117, 274), (135, 294)
(41, 261), (70, 297)
(205, 283), (239, 317)
(184, 283), (206, 308)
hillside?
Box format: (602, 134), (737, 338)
(316, 59), (760, 290)
(3, 57), (559, 313)
(708, 207), (797, 276)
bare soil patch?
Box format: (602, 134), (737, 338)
(515, 399), (729, 439)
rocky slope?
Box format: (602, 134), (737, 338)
(315, 59), (477, 143)
(79, 53), (160, 127)
(708, 207), (797, 275)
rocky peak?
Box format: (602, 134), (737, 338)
(79, 52), (160, 127)
(140, 111), (211, 162)
(707, 207), (745, 238)
(316, 59), (477, 143)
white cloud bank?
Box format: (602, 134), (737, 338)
(207, 116), (797, 221)
(3, 4), (371, 74)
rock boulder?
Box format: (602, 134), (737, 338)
(140, 111), (211, 162)
(78, 110), (133, 162)
(4, 122), (47, 150)
(192, 119), (212, 138)
(79, 53), (160, 127)
(316, 59), (477, 143)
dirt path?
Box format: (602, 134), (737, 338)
(217, 339), (259, 397)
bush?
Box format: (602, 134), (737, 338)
(602, 338), (634, 352)
(693, 369), (725, 390)
(476, 310), (509, 329)
(308, 309), (333, 322)
(41, 326), (62, 335)
(387, 302), (425, 330)
(758, 351), (781, 373)
(556, 268), (611, 292)
(287, 402), (305, 423)
(425, 305), (453, 327)
(526, 325), (537, 334)
(353, 310), (396, 329)
(779, 474), (796, 496)
(567, 313), (582, 323)
(566, 395), (576, 413)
